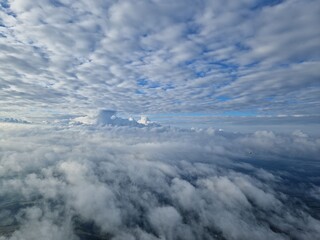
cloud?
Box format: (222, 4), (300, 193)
(0, 124), (319, 239)
(93, 109), (159, 127)
(0, 0), (319, 119)
(2, 1), (319, 238)
(0, 117), (30, 124)
(150, 114), (320, 135)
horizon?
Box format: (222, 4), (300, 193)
(1, 1), (320, 240)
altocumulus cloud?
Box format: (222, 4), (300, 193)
(0, 0), (320, 119)
(0, 123), (320, 240)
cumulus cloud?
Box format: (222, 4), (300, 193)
(0, 123), (319, 239)
(94, 109), (158, 127)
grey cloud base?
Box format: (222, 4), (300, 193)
(0, 124), (320, 240)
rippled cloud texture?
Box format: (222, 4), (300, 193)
(1, 0), (320, 119)
(1, 123), (320, 240)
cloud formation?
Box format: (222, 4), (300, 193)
(0, 123), (319, 239)
(2, 2), (319, 238)
(0, 117), (30, 124)
(95, 109), (158, 127)
(0, 0), (319, 119)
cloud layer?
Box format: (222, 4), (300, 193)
(1, 1), (320, 238)
(0, 123), (319, 239)
(1, 0), (319, 119)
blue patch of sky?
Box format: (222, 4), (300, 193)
(222, 111), (256, 117)
(188, 59), (239, 81)
(150, 110), (257, 118)
(49, 0), (65, 8)
(217, 96), (231, 102)
(243, 61), (260, 69)
(137, 79), (161, 89)
(286, 99), (299, 105)
(150, 112), (211, 118)
(264, 96), (275, 102)
(135, 89), (145, 95)
(206, 61), (239, 72)
(137, 79), (148, 86)
(184, 55), (239, 80)
(147, 82), (160, 89)
(195, 71), (206, 78)
(186, 22), (201, 36)
(162, 84), (174, 91)
(250, 0), (284, 11)
(184, 59), (197, 66)
(274, 61), (315, 70)
(213, 73), (238, 89)
(197, 45), (247, 77)
(235, 42), (251, 51)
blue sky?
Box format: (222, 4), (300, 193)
(1, 2), (320, 238)
(0, 0), (319, 127)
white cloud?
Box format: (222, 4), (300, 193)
(1, 0), (320, 237)
(0, 124), (319, 239)
(0, 0), (319, 119)
(94, 109), (158, 127)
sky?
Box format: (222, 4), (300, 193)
(0, 0), (320, 130)
(1, 1), (320, 240)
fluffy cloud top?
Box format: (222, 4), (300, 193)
(0, 123), (319, 239)
(71, 109), (158, 127)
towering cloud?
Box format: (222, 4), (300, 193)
(96, 110), (118, 126)
(95, 110), (157, 127)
